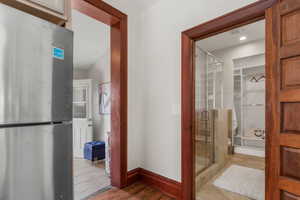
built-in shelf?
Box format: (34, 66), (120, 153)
(233, 53), (266, 150)
(235, 64), (265, 71)
(245, 89), (265, 93)
(242, 104), (265, 107)
(73, 101), (87, 104)
(241, 136), (265, 141)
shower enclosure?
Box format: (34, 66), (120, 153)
(194, 47), (224, 174)
(233, 54), (265, 152)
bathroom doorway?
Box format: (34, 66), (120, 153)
(182, 0), (300, 199)
(194, 20), (266, 200)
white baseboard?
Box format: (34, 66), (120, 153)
(234, 146), (265, 158)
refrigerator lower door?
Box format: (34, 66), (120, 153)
(0, 123), (73, 200)
(0, 4), (73, 125)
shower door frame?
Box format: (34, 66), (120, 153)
(181, 0), (277, 199)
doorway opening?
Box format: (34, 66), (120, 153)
(72, 8), (111, 199)
(182, 0), (300, 199)
(71, 0), (128, 199)
(194, 20), (266, 200)
(179, 0), (300, 199)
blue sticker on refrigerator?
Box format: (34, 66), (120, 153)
(53, 47), (65, 60)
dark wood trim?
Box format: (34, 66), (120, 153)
(181, 0), (277, 199)
(184, 0), (277, 40)
(140, 169), (182, 199)
(181, 33), (195, 200)
(85, 0), (126, 20)
(72, 0), (128, 188)
(127, 168), (141, 186)
(127, 168), (182, 199)
(265, 6), (279, 200)
(71, 0), (119, 25)
(110, 16), (128, 188)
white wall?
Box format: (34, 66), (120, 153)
(212, 39), (265, 109)
(73, 68), (89, 80)
(127, 0), (261, 181)
(72, 9), (111, 143)
(73, 49), (111, 142)
(88, 50), (111, 141)
(126, 12), (146, 171)
(72, 9), (110, 68)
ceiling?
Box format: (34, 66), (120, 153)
(197, 20), (265, 52)
(72, 0), (162, 70)
(104, 0), (161, 14)
(72, 9), (110, 69)
(72, 3), (264, 69)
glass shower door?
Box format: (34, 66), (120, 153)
(194, 110), (215, 174)
(194, 47), (221, 175)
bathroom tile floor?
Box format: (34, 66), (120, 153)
(196, 153), (265, 200)
(195, 140), (214, 174)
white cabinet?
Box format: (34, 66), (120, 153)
(29, 0), (65, 14)
(1, 0), (70, 25)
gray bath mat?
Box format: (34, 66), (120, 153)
(213, 165), (264, 200)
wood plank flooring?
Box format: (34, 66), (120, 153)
(196, 153), (265, 200)
(89, 182), (174, 200)
(81, 154), (263, 200)
(74, 159), (111, 200)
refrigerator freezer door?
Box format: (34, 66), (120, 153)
(0, 4), (73, 125)
(0, 123), (73, 200)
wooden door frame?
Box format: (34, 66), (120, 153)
(71, 0), (128, 188)
(181, 0), (277, 199)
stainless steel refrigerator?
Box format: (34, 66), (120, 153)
(0, 3), (73, 200)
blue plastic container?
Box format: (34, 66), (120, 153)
(84, 141), (105, 161)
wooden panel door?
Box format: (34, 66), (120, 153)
(267, 0), (300, 199)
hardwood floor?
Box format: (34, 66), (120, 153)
(89, 182), (174, 200)
(79, 154), (264, 200)
(196, 153), (265, 200)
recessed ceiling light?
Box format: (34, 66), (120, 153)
(240, 36), (247, 41)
